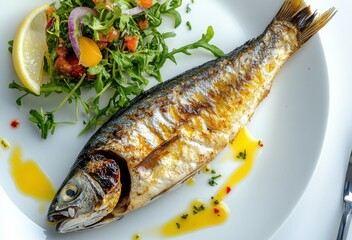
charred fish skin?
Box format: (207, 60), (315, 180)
(47, 0), (336, 233)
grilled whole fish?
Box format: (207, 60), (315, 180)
(47, 0), (335, 233)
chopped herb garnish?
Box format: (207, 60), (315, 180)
(176, 222), (181, 229)
(8, 40), (13, 53)
(192, 204), (205, 214)
(211, 169), (216, 174)
(237, 149), (247, 160)
(181, 213), (189, 219)
(204, 165), (211, 172)
(208, 174), (222, 186)
(213, 199), (219, 205)
(186, 4), (191, 13)
(186, 21), (192, 30)
(0, 138), (11, 149)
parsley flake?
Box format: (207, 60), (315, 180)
(237, 149), (247, 160)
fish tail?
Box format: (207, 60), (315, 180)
(275, 0), (336, 44)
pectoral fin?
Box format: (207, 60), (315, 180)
(137, 135), (180, 169)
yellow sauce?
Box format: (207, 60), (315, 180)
(186, 177), (195, 186)
(160, 127), (262, 237)
(202, 164), (212, 173)
(161, 199), (229, 236)
(214, 127), (261, 202)
(9, 145), (56, 201)
(132, 233), (141, 240)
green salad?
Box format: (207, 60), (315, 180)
(9, 0), (224, 139)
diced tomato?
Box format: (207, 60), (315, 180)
(56, 44), (69, 58)
(65, 54), (86, 77)
(97, 41), (108, 50)
(124, 36), (139, 52)
(99, 27), (120, 43)
(71, 64), (87, 78)
(46, 5), (56, 17)
(54, 56), (72, 75)
(99, 34), (108, 43)
(98, 27), (120, 50)
(107, 27), (120, 42)
(66, 54), (79, 66)
(139, 0), (153, 8)
(55, 52), (98, 79)
(138, 19), (149, 30)
(56, 54), (87, 78)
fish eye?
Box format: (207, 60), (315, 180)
(61, 184), (79, 201)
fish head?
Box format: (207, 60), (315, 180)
(47, 157), (125, 233)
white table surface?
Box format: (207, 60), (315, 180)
(1, 0), (351, 239)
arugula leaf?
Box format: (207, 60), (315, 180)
(160, 0), (183, 28)
(163, 9), (182, 28)
(158, 26), (224, 68)
(29, 109), (57, 139)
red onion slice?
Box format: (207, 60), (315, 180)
(68, 7), (98, 60)
(46, 17), (55, 30)
(122, 6), (146, 16)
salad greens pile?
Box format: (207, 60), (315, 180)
(9, 0), (224, 139)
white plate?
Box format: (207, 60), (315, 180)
(0, 0), (329, 239)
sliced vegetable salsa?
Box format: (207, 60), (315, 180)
(9, 0), (224, 139)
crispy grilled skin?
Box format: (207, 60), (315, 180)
(73, 20), (300, 213)
(62, 0), (336, 217)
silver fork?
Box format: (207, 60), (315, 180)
(337, 151), (352, 240)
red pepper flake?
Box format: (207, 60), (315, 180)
(226, 186), (231, 194)
(213, 208), (220, 214)
(10, 119), (20, 129)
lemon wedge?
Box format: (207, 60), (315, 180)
(12, 4), (50, 95)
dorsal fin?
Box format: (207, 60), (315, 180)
(137, 135), (180, 169)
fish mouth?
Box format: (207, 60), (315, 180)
(48, 208), (122, 233)
(47, 207), (83, 233)
(47, 206), (78, 223)
(47, 206), (92, 233)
